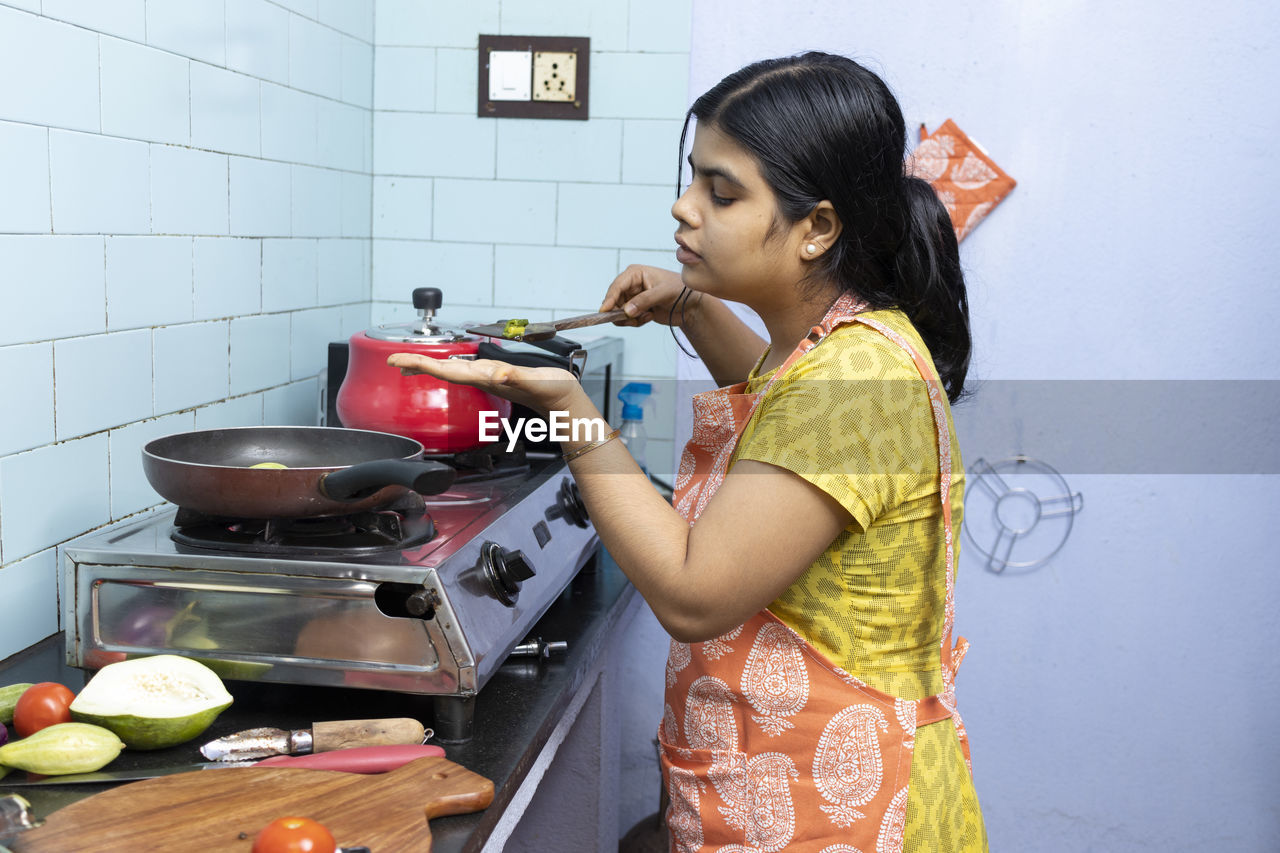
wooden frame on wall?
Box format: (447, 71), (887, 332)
(477, 34), (590, 121)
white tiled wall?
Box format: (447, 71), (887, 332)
(0, 0), (692, 665)
(0, 0), (375, 659)
(368, 0), (692, 482)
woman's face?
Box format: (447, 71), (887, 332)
(671, 124), (810, 311)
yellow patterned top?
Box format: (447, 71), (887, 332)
(733, 308), (988, 853)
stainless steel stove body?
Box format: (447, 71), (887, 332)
(62, 453), (598, 738)
(64, 335), (623, 739)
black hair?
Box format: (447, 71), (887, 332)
(679, 52), (971, 403)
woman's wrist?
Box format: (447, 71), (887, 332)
(562, 427), (621, 462)
(549, 386), (611, 456)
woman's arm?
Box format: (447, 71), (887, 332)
(382, 356), (851, 641)
(600, 265), (767, 387)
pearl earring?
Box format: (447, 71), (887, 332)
(805, 243), (818, 255)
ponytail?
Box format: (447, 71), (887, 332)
(894, 176), (971, 403)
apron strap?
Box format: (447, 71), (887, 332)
(952, 635), (970, 673)
(688, 292), (966, 709)
(847, 315), (961, 695)
(916, 694), (954, 727)
(749, 293), (868, 402)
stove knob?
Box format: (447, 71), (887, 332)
(557, 478), (590, 528)
(405, 587), (441, 618)
(481, 541), (536, 606)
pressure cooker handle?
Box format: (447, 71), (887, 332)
(319, 459), (457, 501)
(477, 341), (582, 376)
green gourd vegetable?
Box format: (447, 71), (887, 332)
(0, 722), (124, 775)
(0, 683), (34, 724)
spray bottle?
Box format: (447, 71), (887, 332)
(617, 382), (653, 475)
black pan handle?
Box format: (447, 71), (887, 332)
(477, 341), (580, 374)
(527, 336), (581, 358)
(319, 459), (457, 501)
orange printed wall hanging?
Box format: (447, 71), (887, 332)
(908, 119), (1016, 242)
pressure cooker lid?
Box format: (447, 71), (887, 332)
(364, 323), (475, 344)
(364, 287), (478, 344)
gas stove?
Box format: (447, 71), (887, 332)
(61, 451), (598, 741)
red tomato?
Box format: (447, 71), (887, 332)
(252, 816), (337, 853)
(12, 682), (75, 738)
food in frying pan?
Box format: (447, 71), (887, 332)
(250, 461), (289, 469)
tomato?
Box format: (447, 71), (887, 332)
(252, 816), (337, 853)
(12, 682), (76, 738)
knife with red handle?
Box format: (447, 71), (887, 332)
(253, 743), (445, 772)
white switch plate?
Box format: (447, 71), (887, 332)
(488, 50), (532, 101)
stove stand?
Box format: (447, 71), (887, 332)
(433, 695), (477, 743)
(169, 496), (437, 557)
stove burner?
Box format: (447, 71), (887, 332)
(171, 494), (436, 556)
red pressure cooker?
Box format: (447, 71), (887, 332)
(336, 288), (514, 455)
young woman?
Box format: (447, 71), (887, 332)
(390, 52), (987, 853)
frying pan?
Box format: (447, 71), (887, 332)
(142, 426), (456, 519)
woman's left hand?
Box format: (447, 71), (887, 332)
(386, 353), (582, 416)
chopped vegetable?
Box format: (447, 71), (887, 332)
(69, 655), (232, 750)
(502, 318), (529, 338)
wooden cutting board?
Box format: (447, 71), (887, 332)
(12, 756), (493, 852)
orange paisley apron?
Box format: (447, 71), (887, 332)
(661, 293), (972, 853)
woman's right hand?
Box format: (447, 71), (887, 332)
(600, 264), (696, 329)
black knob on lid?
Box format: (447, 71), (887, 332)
(413, 287), (442, 310)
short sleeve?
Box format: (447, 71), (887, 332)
(732, 318), (939, 531)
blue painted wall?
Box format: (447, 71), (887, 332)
(681, 1), (1280, 850)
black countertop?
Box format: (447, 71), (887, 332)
(0, 549), (636, 852)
